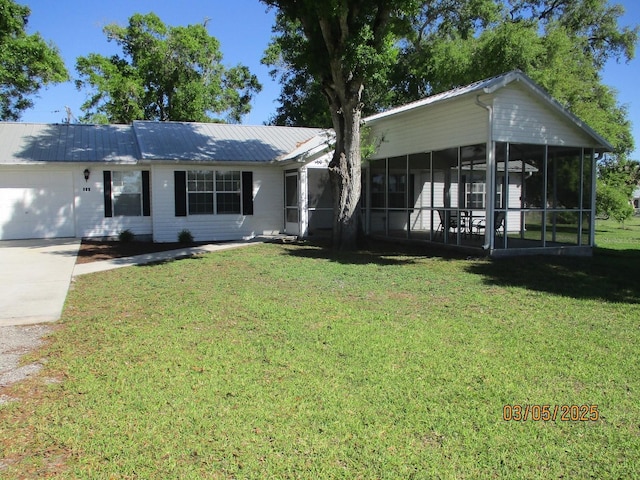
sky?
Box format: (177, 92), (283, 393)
(16, 0), (640, 159)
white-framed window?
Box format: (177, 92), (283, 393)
(187, 170), (215, 214)
(466, 181), (486, 209)
(464, 174), (502, 209)
(186, 170), (241, 215)
(112, 171), (142, 216)
(215, 171), (241, 214)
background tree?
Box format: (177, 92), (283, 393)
(75, 13), (261, 124)
(265, 0), (637, 156)
(0, 0), (68, 120)
(408, 0), (638, 157)
(597, 157), (640, 225)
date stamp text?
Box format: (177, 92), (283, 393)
(503, 404), (599, 422)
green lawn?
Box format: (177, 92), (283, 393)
(1, 220), (639, 478)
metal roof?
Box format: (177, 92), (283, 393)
(0, 121), (324, 165)
(363, 70), (613, 151)
(133, 121), (323, 163)
(0, 123), (139, 164)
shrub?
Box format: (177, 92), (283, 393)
(118, 229), (135, 243)
(597, 182), (634, 227)
(178, 229), (194, 243)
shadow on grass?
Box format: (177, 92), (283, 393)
(133, 254), (207, 268)
(465, 248), (640, 304)
(281, 238), (468, 266)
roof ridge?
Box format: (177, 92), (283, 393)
(363, 70), (523, 123)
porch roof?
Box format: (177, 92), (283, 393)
(363, 70), (613, 152)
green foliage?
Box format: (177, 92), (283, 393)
(360, 124), (381, 161)
(261, 4), (412, 126)
(0, 0), (68, 120)
(261, 14), (332, 127)
(75, 13), (261, 124)
(118, 229), (134, 243)
(397, 0), (639, 156)
(177, 228), (194, 244)
(597, 182), (634, 225)
(599, 157), (640, 192)
(264, 0), (637, 158)
(597, 157), (640, 226)
(260, 1), (406, 113)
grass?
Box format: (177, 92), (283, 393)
(595, 215), (640, 253)
(1, 220), (639, 478)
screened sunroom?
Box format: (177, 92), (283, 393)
(362, 71), (612, 256)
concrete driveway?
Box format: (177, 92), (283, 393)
(0, 238), (80, 326)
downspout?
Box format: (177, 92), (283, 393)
(475, 94), (494, 251)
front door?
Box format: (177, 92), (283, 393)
(284, 171), (300, 235)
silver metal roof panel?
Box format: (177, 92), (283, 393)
(133, 121), (323, 162)
(0, 123), (139, 164)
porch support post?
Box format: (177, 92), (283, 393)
(457, 146), (462, 245)
(476, 95), (494, 251)
(486, 141), (496, 251)
(365, 163), (371, 235)
(578, 148), (584, 246)
(589, 148), (597, 247)
(299, 167), (308, 237)
(542, 146), (548, 246)
(384, 157), (389, 236)
(429, 152), (435, 242)
(406, 154), (410, 239)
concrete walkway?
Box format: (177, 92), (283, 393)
(0, 238), (80, 326)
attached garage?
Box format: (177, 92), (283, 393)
(0, 169), (75, 240)
(0, 123), (141, 241)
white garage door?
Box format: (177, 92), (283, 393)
(0, 171), (75, 240)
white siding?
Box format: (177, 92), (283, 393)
(75, 167), (153, 239)
(151, 165), (284, 243)
(492, 84), (594, 146)
(368, 97), (488, 159)
(505, 177), (522, 233)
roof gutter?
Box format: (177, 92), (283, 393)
(475, 94), (494, 252)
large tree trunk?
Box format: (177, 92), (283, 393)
(328, 96), (362, 251)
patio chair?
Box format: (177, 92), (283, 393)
(437, 209), (464, 238)
(473, 211), (505, 237)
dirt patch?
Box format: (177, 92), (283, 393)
(76, 240), (203, 264)
(0, 324), (53, 404)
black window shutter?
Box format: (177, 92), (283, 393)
(242, 171), (253, 215)
(103, 170), (112, 218)
(174, 171), (187, 217)
(142, 171), (151, 217)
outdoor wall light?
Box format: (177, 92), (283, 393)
(83, 168), (91, 182)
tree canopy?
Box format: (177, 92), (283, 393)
(75, 13), (262, 124)
(264, 0), (638, 157)
(0, 0), (68, 121)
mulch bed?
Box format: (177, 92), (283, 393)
(76, 240), (202, 264)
